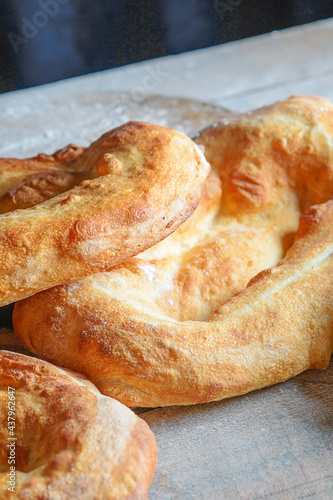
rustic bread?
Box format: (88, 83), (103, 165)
(0, 351), (156, 498)
(0, 121), (209, 306)
(13, 96), (333, 406)
(0, 143), (85, 210)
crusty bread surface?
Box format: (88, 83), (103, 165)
(12, 96), (333, 406)
(0, 350), (157, 499)
(0, 121), (209, 307)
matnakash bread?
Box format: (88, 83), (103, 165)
(0, 350), (156, 499)
(0, 121), (209, 306)
(13, 96), (333, 407)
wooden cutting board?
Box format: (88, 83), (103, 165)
(1, 93), (332, 499)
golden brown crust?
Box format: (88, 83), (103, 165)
(0, 350), (156, 498)
(0, 121), (209, 306)
(0, 170), (79, 214)
(13, 96), (333, 407)
(0, 144), (85, 200)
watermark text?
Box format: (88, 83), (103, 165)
(7, 387), (16, 493)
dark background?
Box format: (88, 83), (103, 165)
(1, 0), (333, 94)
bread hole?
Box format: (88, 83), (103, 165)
(0, 303), (14, 328)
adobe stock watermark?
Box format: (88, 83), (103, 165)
(7, 386), (16, 493)
(130, 64), (168, 102)
(8, 0), (71, 54)
(81, 62), (169, 144)
(214, 0), (244, 21)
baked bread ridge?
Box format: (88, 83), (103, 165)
(0, 350), (157, 499)
(13, 200), (333, 407)
(0, 121), (209, 307)
(12, 96), (333, 406)
(0, 143), (85, 204)
(193, 95), (333, 215)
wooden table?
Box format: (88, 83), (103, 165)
(1, 17), (333, 499)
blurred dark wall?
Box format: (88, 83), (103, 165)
(0, 0), (333, 93)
